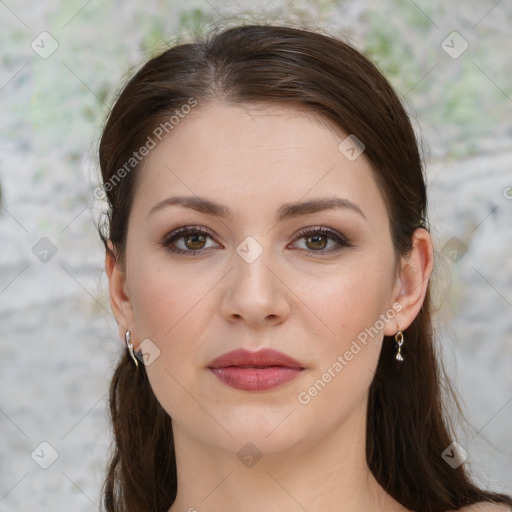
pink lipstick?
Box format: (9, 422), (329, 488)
(207, 348), (305, 391)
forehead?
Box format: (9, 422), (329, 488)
(133, 101), (386, 223)
(149, 101), (345, 164)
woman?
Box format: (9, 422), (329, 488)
(97, 23), (512, 512)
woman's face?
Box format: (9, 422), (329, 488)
(116, 102), (407, 456)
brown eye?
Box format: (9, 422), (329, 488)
(305, 233), (328, 251)
(183, 233), (207, 250)
(163, 227), (219, 255)
(292, 226), (351, 256)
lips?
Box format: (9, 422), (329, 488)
(207, 348), (305, 391)
(208, 348), (304, 369)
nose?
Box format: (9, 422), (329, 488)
(219, 247), (291, 329)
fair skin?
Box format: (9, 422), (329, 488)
(105, 102), (504, 512)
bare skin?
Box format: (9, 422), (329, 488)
(105, 102), (505, 511)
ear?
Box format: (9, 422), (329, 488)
(384, 228), (434, 336)
(105, 240), (139, 349)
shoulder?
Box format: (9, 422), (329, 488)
(455, 503), (512, 512)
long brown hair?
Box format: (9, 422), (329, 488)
(97, 23), (512, 512)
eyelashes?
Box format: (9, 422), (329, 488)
(162, 226), (219, 256)
(161, 225), (352, 257)
(291, 226), (352, 256)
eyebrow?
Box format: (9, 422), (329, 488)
(147, 195), (367, 222)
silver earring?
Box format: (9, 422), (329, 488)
(125, 330), (139, 367)
(395, 330), (404, 362)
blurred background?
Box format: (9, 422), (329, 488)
(1, 0), (511, 509)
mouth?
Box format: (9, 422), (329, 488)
(235, 365), (289, 369)
(207, 348), (305, 391)
(207, 347), (304, 369)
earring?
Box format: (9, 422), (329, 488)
(125, 330), (139, 367)
(395, 330), (404, 362)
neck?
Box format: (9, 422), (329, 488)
(168, 401), (408, 512)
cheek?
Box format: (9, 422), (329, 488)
(127, 262), (215, 422)
(126, 257), (220, 394)
(297, 256), (394, 386)
(304, 256), (394, 340)
(294, 286), (387, 420)
(128, 256), (211, 340)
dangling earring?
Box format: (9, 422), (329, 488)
(125, 330), (139, 367)
(395, 330), (404, 362)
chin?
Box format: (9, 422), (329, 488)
(198, 406), (319, 458)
